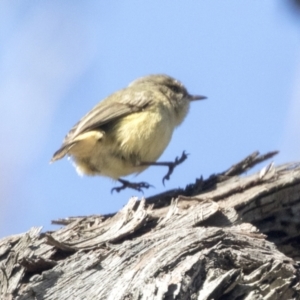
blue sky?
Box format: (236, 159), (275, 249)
(1, 1), (299, 238)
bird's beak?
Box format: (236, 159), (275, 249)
(188, 94), (207, 101)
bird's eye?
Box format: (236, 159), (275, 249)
(169, 85), (181, 94)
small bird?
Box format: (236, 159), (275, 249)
(51, 74), (206, 192)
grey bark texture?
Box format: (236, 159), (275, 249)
(1, 151), (300, 300)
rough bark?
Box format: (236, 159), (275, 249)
(1, 151), (300, 300)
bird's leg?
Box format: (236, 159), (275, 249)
(111, 178), (153, 193)
(141, 151), (189, 185)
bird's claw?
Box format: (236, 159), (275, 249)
(111, 179), (153, 193)
(162, 151), (189, 185)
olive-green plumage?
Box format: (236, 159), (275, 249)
(51, 74), (205, 180)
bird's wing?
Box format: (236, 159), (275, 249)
(64, 88), (153, 143)
(51, 88), (154, 162)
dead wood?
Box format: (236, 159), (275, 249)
(1, 151), (300, 300)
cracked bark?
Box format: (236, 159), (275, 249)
(1, 151), (300, 300)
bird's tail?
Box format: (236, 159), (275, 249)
(50, 143), (75, 163)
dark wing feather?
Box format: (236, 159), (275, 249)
(63, 88), (153, 144)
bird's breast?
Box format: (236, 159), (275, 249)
(72, 105), (176, 179)
(112, 106), (174, 163)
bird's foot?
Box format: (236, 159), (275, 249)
(162, 151), (189, 185)
(111, 178), (153, 193)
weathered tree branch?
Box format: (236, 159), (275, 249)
(1, 151), (300, 299)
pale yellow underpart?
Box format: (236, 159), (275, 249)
(68, 102), (181, 179)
